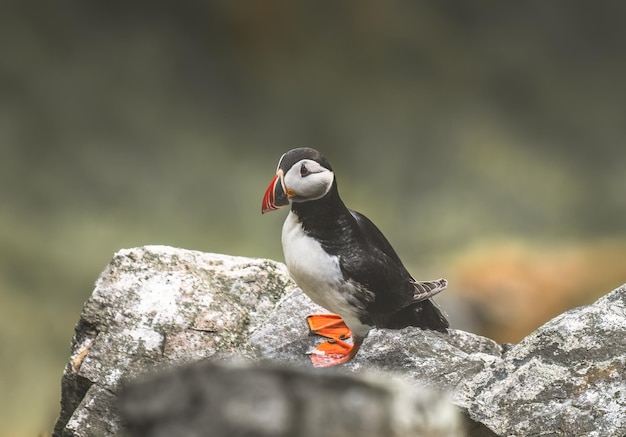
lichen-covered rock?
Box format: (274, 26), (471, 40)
(462, 283), (626, 436)
(53, 245), (626, 436)
(53, 246), (293, 436)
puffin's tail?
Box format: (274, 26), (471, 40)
(374, 278), (449, 332)
(398, 278), (449, 332)
(383, 299), (449, 333)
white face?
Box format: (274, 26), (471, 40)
(282, 158), (334, 203)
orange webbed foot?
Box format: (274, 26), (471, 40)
(307, 336), (365, 368)
(306, 313), (352, 340)
(305, 314), (364, 367)
(308, 338), (355, 368)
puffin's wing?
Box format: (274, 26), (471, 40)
(348, 210), (405, 267)
(340, 210), (416, 311)
(348, 211), (448, 300)
(410, 278), (447, 302)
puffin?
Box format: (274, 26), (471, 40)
(261, 147), (448, 367)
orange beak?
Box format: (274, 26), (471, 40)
(262, 171), (289, 214)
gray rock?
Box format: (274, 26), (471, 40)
(249, 287), (503, 393)
(119, 360), (464, 437)
(463, 284), (626, 436)
(53, 246), (293, 436)
(53, 246), (626, 436)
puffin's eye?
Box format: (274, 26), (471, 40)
(300, 163), (310, 177)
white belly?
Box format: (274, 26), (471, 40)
(281, 212), (370, 337)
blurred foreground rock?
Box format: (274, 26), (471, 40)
(120, 360), (463, 437)
(53, 246), (626, 436)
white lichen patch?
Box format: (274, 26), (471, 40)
(103, 367), (124, 387)
(120, 327), (164, 351)
(133, 274), (187, 327)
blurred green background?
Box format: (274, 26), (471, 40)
(2, 2), (625, 435)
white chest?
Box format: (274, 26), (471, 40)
(281, 212), (368, 335)
(281, 212), (342, 298)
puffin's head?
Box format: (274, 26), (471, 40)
(262, 147), (335, 213)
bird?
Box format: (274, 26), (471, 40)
(261, 147), (448, 367)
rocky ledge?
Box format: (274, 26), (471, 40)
(53, 246), (626, 436)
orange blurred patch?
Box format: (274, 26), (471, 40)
(451, 240), (626, 343)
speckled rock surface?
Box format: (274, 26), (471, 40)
(53, 246), (293, 437)
(53, 246), (626, 436)
(463, 283), (626, 436)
